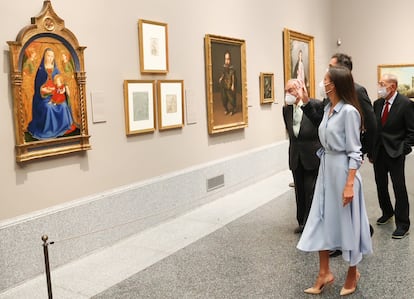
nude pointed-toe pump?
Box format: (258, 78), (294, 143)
(304, 277), (335, 295)
(340, 271), (360, 296)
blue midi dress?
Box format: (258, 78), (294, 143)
(297, 101), (373, 266)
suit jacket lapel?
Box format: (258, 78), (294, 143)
(286, 105), (294, 136)
(376, 98), (385, 120)
(387, 94), (400, 121)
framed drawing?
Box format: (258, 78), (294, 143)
(123, 80), (156, 135)
(260, 72), (275, 104)
(157, 80), (184, 130)
(377, 64), (414, 99)
(138, 19), (169, 74)
(283, 28), (315, 97)
(7, 0), (90, 162)
(204, 34), (248, 134)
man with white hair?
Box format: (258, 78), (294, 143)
(283, 79), (324, 234)
(370, 73), (414, 239)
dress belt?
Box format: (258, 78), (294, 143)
(324, 149), (346, 155)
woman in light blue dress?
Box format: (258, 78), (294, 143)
(297, 66), (373, 296)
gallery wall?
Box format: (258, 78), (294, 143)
(331, 0), (414, 99)
(0, 0), (334, 221)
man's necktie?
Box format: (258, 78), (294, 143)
(381, 100), (389, 125)
(293, 105), (303, 137)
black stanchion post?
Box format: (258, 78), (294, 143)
(42, 235), (53, 299)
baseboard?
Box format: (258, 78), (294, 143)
(0, 141), (289, 292)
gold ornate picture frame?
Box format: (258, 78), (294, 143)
(377, 64), (414, 99)
(138, 19), (169, 74)
(283, 28), (315, 97)
(260, 72), (275, 104)
(204, 34), (248, 134)
(157, 80), (184, 130)
(7, 0), (90, 162)
(123, 80), (156, 135)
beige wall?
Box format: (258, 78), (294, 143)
(332, 0), (414, 98)
(1, 0), (334, 221)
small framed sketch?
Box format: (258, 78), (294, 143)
(123, 80), (156, 135)
(157, 80), (184, 130)
(138, 19), (169, 74)
(260, 72), (274, 104)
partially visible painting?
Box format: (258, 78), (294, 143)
(8, 1), (90, 162)
(283, 28), (315, 97)
(377, 64), (414, 99)
(204, 34), (248, 134)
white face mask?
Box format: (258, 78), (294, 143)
(318, 80), (327, 99)
(378, 86), (389, 99)
(285, 93), (297, 105)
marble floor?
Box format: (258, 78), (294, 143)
(1, 154), (413, 299)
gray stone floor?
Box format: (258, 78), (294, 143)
(92, 154), (414, 299)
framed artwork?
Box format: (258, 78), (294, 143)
(123, 80), (156, 135)
(283, 28), (315, 97)
(157, 80), (184, 130)
(377, 64), (414, 99)
(260, 72), (275, 104)
(138, 19), (169, 74)
(7, 1), (90, 162)
(204, 34), (248, 134)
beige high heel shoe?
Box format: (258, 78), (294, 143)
(340, 271), (360, 296)
(304, 276), (335, 295)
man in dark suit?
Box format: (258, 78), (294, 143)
(283, 79), (323, 234)
(331, 54), (377, 157)
(369, 73), (414, 239)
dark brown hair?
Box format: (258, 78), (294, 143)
(327, 66), (364, 130)
(331, 53), (353, 71)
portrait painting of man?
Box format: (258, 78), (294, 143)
(204, 34), (248, 134)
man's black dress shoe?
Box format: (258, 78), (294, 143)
(329, 250), (342, 257)
(294, 225), (304, 234)
(376, 215), (393, 225)
(392, 228), (409, 239)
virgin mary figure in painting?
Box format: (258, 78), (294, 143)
(28, 47), (75, 140)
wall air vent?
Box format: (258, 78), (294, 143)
(207, 174), (225, 192)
